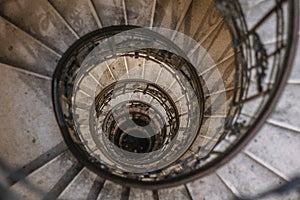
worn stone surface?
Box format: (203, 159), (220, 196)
(158, 185), (190, 200)
(97, 180), (122, 200)
(240, 0), (276, 29)
(270, 85), (300, 129)
(11, 152), (75, 200)
(239, 0), (267, 11)
(125, 0), (155, 27)
(129, 188), (154, 200)
(49, 0), (99, 36)
(0, 0), (77, 53)
(92, 0), (125, 27)
(179, 0), (223, 47)
(289, 39), (300, 82)
(0, 0), (299, 199)
(0, 18), (59, 77)
(217, 153), (295, 199)
(153, 0), (189, 30)
(187, 173), (235, 200)
(58, 168), (97, 200)
(246, 124), (300, 178)
(243, 0), (290, 46)
(0, 65), (62, 171)
(200, 22), (233, 64)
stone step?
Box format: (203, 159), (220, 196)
(5, 142), (66, 186)
(0, 64), (63, 171)
(10, 151), (80, 200)
(245, 123), (300, 179)
(178, 0), (223, 43)
(201, 55), (235, 94)
(48, 0), (99, 36)
(187, 173), (235, 200)
(129, 188), (154, 200)
(204, 89), (234, 116)
(217, 153), (300, 199)
(153, 0), (190, 31)
(158, 185), (191, 200)
(188, 116), (226, 156)
(86, 176), (105, 200)
(270, 85), (300, 130)
(97, 180), (123, 200)
(288, 39), (300, 82)
(241, 0), (277, 40)
(124, 0), (156, 27)
(0, 0), (78, 53)
(198, 21), (233, 65)
(58, 168), (98, 200)
(92, 0), (125, 27)
(0, 17), (60, 77)
(239, 0), (268, 13)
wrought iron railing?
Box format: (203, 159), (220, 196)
(51, 0), (298, 189)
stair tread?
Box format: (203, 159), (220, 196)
(97, 180), (123, 200)
(188, 116), (225, 155)
(204, 90), (234, 116)
(129, 188), (154, 200)
(246, 123), (300, 178)
(239, 0), (267, 13)
(243, 0), (291, 45)
(289, 38), (300, 82)
(0, 18), (59, 77)
(123, 57), (144, 80)
(48, 0), (99, 36)
(92, 0), (125, 27)
(241, 0), (276, 36)
(0, 0), (77, 53)
(0, 65), (63, 170)
(187, 173), (235, 200)
(153, 0), (187, 30)
(5, 142), (66, 186)
(201, 66), (234, 101)
(198, 22), (233, 64)
(270, 85), (300, 130)
(86, 176), (105, 200)
(178, 1), (222, 43)
(10, 152), (76, 200)
(217, 153), (300, 199)
(125, 0), (155, 27)
(158, 185), (191, 200)
(58, 168), (98, 200)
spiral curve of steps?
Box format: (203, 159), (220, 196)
(0, 0), (300, 199)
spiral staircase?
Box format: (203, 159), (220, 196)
(0, 0), (300, 199)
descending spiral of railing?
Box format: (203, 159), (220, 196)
(53, 26), (208, 185)
(51, 0), (298, 189)
(1, 1), (298, 199)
